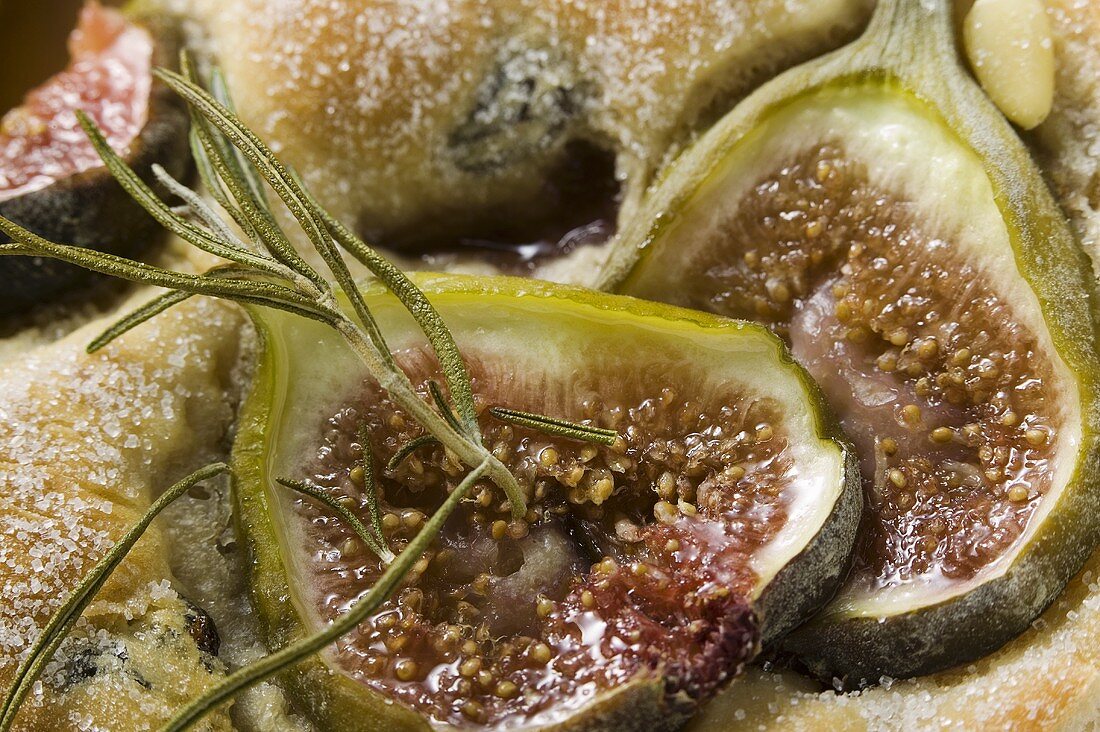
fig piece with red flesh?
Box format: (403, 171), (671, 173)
(0, 2), (188, 313)
(233, 275), (860, 730)
(598, 0), (1100, 684)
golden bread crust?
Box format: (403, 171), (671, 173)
(0, 295), (244, 731)
(178, 0), (871, 246)
(1036, 0), (1100, 260)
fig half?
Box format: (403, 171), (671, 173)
(0, 3), (188, 312)
(233, 275), (859, 729)
(598, 0), (1100, 683)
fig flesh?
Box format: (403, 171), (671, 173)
(0, 3), (188, 313)
(598, 0), (1100, 683)
(233, 275), (860, 729)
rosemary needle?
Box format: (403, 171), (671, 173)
(386, 434), (441, 473)
(356, 425), (388, 545)
(277, 478), (394, 564)
(489, 407), (619, 445)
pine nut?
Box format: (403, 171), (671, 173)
(963, 0), (1055, 130)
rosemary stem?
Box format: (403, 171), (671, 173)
(333, 322), (527, 518)
(158, 460), (492, 732)
(151, 164), (316, 297)
(311, 198), (481, 440)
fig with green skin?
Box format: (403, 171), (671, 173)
(233, 274), (860, 729)
(0, 3), (189, 313)
(598, 0), (1100, 685)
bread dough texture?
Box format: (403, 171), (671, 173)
(0, 295), (244, 731)
(162, 0), (871, 258)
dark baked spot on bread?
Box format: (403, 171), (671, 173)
(448, 39), (584, 174)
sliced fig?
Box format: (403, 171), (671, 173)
(599, 0), (1100, 684)
(233, 275), (859, 729)
(0, 2), (188, 313)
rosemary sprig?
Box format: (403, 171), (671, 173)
(298, 177), (481, 439)
(276, 426), (393, 563)
(0, 66), (627, 731)
(182, 59), (318, 288)
(77, 113), (283, 278)
(157, 66), (528, 516)
(0, 70), (528, 521)
(209, 69), (271, 211)
(0, 463), (228, 732)
(490, 407), (619, 446)
(159, 460), (492, 732)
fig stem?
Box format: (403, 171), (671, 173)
(860, 0), (953, 65)
(0, 463), (229, 732)
(157, 460), (493, 732)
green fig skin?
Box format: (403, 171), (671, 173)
(232, 274), (861, 729)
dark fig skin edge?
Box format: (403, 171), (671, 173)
(598, 0), (1100, 686)
(0, 10), (189, 314)
(231, 274), (862, 731)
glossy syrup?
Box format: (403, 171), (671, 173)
(291, 363), (789, 726)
